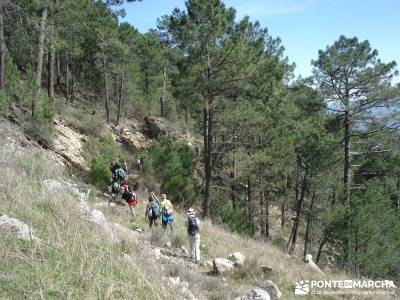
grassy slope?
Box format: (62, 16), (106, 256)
(102, 192), (355, 300)
(0, 127), (174, 299)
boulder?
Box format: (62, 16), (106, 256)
(0, 214), (40, 242)
(181, 245), (189, 255)
(236, 281), (281, 300)
(305, 254), (323, 274)
(213, 258), (235, 274)
(205, 260), (213, 268)
(263, 281), (281, 300)
(235, 288), (271, 300)
(228, 252), (246, 267)
(169, 276), (181, 286)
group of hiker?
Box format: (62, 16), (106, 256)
(108, 161), (201, 263)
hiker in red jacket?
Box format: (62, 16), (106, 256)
(121, 182), (138, 220)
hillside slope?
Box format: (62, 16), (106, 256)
(2, 119), (397, 299)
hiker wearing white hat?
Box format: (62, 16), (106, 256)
(185, 208), (201, 263)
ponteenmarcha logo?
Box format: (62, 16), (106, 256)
(294, 279), (397, 296)
(295, 280), (310, 295)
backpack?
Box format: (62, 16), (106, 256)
(163, 207), (173, 216)
(162, 200), (173, 216)
(111, 181), (120, 193)
(188, 217), (199, 236)
(122, 190), (134, 201)
(115, 168), (126, 180)
(148, 202), (160, 218)
(123, 191), (138, 206)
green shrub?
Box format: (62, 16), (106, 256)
(0, 90), (9, 109)
(22, 64), (38, 108)
(23, 93), (55, 142)
(89, 156), (110, 188)
(87, 135), (118, 188)
(210, 192), (249, 234)
(5, 55), (21, 98)
(101, 135), (118, 162)
(142, 141), (199, 206)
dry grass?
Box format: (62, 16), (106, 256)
(98, 194), (345, 299)
(0, 129), (174, 299)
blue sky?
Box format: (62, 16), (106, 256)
(120, 0), (400, 82)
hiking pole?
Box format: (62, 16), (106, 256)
(151, 192), (160, 204)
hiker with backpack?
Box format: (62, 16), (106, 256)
(110, 162), (126, 192)
(145, 194), (160, 228)
(186, 208), (200, 264)
(121, 182), (138, 220)
(114, 165), (126, 184)
(151, 192), (174, 232)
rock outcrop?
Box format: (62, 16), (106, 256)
(228, 252), (246, 267)
(47, 119), (88, 171)
(110, 121), (152, 150)
(263, 281), (281, 300)
(213, 258), (235, 274)
(142, 116), (196, 145)
(212, 252), (245, 274)
(0, 213), (40, 242)
(235, 288), (271, 300)
(236, 281), (281, 300)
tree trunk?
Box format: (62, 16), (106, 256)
(397, 173), (400, 212)
(230, 177), (236, 209)
(246, 178), (254, 234)
(184, 102), (188, 124)
(304, 189), (316, 257)
(266, 190), (269, 238)
(116, 72), (124, 125)
(56, 52), (61, 87)
(316, 231), (330, 263)
(0, 1), (5, 90)
(202, 104), (212, 217)
(343, 102), (352, 267)
(48, 43), (55, 99)
(145, 71), (150, 115)
(260, 190), (269, 240)
(281, 204), (285, 228)
(288, 168), (307, 254)
(202, 41), (214, 218)
(260, 190), (266, 239)
(65, 52), (69, 103)
(102, 51), (110, 123)
(36, 6), (47, 88)
(123, 79), (128, 117)
(344, 110), (351, 205)
(160, 66), (166, 117)
(70, 59), (75, 102)
(230, 140), (237, 209)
